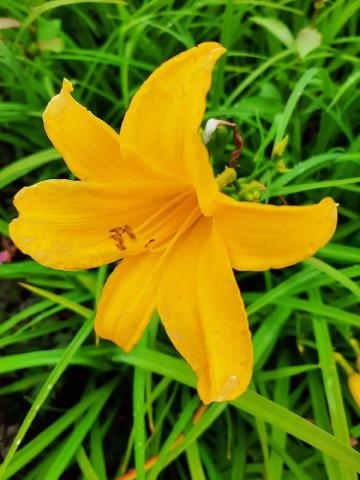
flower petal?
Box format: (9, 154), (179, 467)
(215, 193), (337, 271)
(157, 217), (252, 404)
(120, 42), (226, 215)
(10, 179), (193, 271)
(95, 251), (162, 351)
(43, 79), (125, 182)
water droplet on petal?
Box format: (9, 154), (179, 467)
(213, 375), (241, 402)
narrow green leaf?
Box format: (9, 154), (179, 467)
(252, 17), (294, 48)
(310, 288), (357, 480)
(305, 257), (360, 298)
(112, 347), (360, 471)
(76, 446), (100, 480)
(274, 67), (318, 145)
(43, 379), (117, 480)
(0, 316), (94, 477)
(19, 282), (92, 317)
(2, 388), (105, 479)
(0, 148), (60, 189)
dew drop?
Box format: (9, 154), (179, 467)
(15, 439), (21, 446)
(213, 375), (241, 402)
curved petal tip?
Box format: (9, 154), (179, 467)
(62, 78), (73, 93)
(196, 41), (227, 55)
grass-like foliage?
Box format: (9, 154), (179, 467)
(1, 0), (360, 478)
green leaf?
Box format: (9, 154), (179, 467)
(0, 316), (94, 477)
(273, 67), (319, 146)
(42, 379), (117, 480)
(252, 17), (294, 48)
(0, 149), (60, 189)
(296, 27), (322, 58)
(112, 347), (360, 472)
(1, 385), (107, 479)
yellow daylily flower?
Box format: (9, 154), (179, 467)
(9, 42), (337, 404)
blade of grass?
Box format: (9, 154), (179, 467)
(273, 67), (318, 145)
(267, 176), (360, 196)
(305, 257), (360, 298)
(0, 315), (94, 477)
(137, 396), (199, 480)
(224, 49), (293, 105)
(308, 370), (343, 480)
(1, 371), (105, 479)
(317, 244), (360, 264)
(90, 421), (107, 480)
(185, 440), (207, 480)
(111, 347), (360, 471)
(19, 282), (92, 317)
(133, 361), (147, 480)
(21, 0), (126, 28)
(0, 148), (60, 189)
(310, 288), (357, 480)
(43, 379), (117, 480)
(76, 446), (100, 480)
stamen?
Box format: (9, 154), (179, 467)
(122, 224), (137, 241)
(109, 191), (198, 254)
(144, 239), (155, 248)
(135, 191), (190, 236)
(138, 193), (196, 242)
(109, 227), (128, 251)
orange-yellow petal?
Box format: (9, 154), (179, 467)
(215, 193), (337, 271)
(43, 79), (124, 182)
(95, 251), (162, 351)
(157, 217), (252, 404)
(120, 42), (226, 215)
(9, 179), (193, 271)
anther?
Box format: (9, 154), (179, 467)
(122, 224), (137, 241)
(144, 239), (155, 248)
(109, 227), (126, 251)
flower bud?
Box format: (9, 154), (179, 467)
(348, 373), (360, 408)
(276, 159), (290, 173)
(237, 179), (266, 203)
(272, 135), (289, 158)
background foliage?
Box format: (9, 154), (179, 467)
(0, 0), (360, 478)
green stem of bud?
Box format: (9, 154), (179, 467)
(216, 167), (237, 190)
(334, 352), (354, 376)
(350, 338), (360, 356)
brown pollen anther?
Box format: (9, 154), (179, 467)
(144, 238), (155, 248)
(122, 224), (137, 241)
(109, 227), (126, 251)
